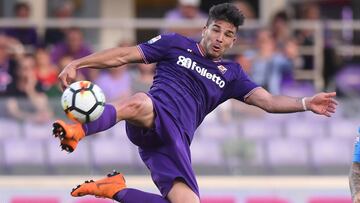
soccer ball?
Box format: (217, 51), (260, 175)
(61, 81), (106, 123)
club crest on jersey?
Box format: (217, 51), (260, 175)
(147, 35), (161, 44)
(217, 65), (227, 74)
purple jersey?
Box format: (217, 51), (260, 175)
(138, 33), (258, 142)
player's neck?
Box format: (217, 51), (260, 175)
(198, 41), (221, 62)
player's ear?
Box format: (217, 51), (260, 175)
(201, 26), (207, 37)
(230, 38), (236, 48)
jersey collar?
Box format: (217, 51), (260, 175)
(196, 43), (222, 63)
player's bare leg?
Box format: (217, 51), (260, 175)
(52, 92), (154, 152)
(167, 180), (200, 203)
(111, 92), (154, 128)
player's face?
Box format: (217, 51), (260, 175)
(200, 20), (237, 60)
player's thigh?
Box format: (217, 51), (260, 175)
(167, 180), (200, 203)
(110, 92), (154, 128)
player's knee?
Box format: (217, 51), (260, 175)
(119, 93), (153, 120)
(130, 92), (148, 108)
(126, 93), (150, 116)
(112, 92), (154, 127)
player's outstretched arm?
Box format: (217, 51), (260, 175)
(58, 46), (143, 90)
(350, 163), (360, 203)
(244, 88), (338, 116)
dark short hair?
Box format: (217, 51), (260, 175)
(14, 2), (30, 13)
(273, 11), (289, 23)
(206, 3), (245, 30)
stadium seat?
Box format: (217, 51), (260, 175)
(3, 137), (47, 174)
(201, 196), (236, 203)
(11, 196), (59, 203)
(245, 196), (290, 203)
(263, 112), (293, 122)
(329, 119), (359, 139)
(308, 196), (352, 203)
(311, 137), (352, 165)
(221, 136), (265, 175)
(108, 121), (128, 138)
(310, 137), (352, 174)
(24, 121), (53, 139)
(241, 119), (283, 139)
(0, 118), (21, 140)
(47, 138), (91, 174)
(267, 137), (309, 174)
(197, 119), (237, 140)
(285, 119), (326, 140)
(90, 137), (139, 174)
(191, 138), (223, 165)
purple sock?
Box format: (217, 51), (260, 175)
(114, 188), (170, 203)
(82, 104), (117, 136)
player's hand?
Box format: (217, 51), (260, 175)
(58, 61), (79, 91)
(307, 92), (338, 117)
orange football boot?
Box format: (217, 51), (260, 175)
(52, 120), (85, 153)
(71, 171), (126, 199)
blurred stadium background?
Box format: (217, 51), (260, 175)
(0, 0), (359, 202)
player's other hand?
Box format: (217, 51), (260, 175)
(58, 61), (79, 91)
(307, 92), (338, 117)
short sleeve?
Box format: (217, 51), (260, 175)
(229, 64), (259, 102)
(137, 33), (176, 64)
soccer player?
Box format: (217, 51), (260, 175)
(350, 129), (360, 203)
(52, 3), (338, 203)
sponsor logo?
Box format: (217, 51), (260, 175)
(176, 55), (225, 88)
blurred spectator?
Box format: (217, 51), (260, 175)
(271, 10), (292, 50)
(94, 41), (133, 101)
(234, 54), (251, 74)
(43, 1), (75, 47)
(95, 67), (131, 101)
(232, 0), (255, 19)
(232, 0), (257, 44)
(335, 65), (360, 97)
(296, 3), (320, 70)
(4, 2), (38, 48)
(34, 47), (61, 97)
(162, 0), (207, 39)
(6, 55), (43, 96)
(296, 3), (339, 89)
(130, 63), (155, 93)
(57, 55), (85, 82)
(0, 34), (24, 96)
(51, 27), (96, 80)
(50, 27), (92, 64)
(6, 55), (53, 123)
(243, 29), (298, 94)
